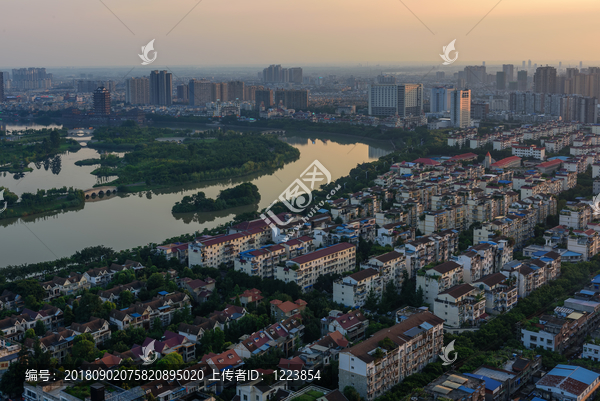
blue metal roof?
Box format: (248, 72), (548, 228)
(458, 386), (475, 394)
(158, 291), (169, 295)
(580, 290), (595, 296)
(464, 373), (502, 391)
(551, 365), (600, 385)
(131, 313), (142, 317)
(592, 275), (600, 284)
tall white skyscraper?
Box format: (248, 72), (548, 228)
(430, 87), (454, 113)
(450, 89), (471, 128)
(368, 83), (423, 117)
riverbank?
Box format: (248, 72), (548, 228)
(0, 189), (85, 220)
(0, 135), (390, 267)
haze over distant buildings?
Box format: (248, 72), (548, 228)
(0, 0), (599, 67)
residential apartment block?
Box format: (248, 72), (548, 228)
(275, 243), (356, 291)
(338, 310), (444, 401)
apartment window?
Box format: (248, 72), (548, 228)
(530, 336), (537, 342)
(256, 397), (259, 401)
(244, 396), (248, 400)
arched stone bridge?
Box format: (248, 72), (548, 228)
(84, 186), (118, 199)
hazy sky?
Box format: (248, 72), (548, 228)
(1, 0), (599, 68)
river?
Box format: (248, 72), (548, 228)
(0, 124), (392, 267)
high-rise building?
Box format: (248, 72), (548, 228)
(496, 72), (506, 90)
(176, 84), (188, 102)
(93, 87), (111, 116)
(125, 77), (150, 105)
(464, 66), (486, 85)
(368, 83), (423, 117)
(502, 64), (514, 83)
(255, 89), (274, 110)
(517, 70), (528, 91)
(528, 60), (532, 69)
(377, 74), (397, 84)
(288, 68), (303, 84)
(534, 66), (557, 94)
(244, 85), (262, 102)
(436, 71), (445, 80)
(262, 65), (301, 83)
(11, 67), (52, 89)
(450, 89), (471, 128)
(274, 89), (309, 110)
(227, 81), (245, 101)
(430, 87), (453, 113)
(188, 79), (212, 106)
(211, 82), (227, 102)
(149, 70), (172, 105)
(0, 72), (4, 102)
(522, 61), (526, 68)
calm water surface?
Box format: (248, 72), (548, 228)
(0, 124), (392, 267)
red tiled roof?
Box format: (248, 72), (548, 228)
(412, 158), (441, 166)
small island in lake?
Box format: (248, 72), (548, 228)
(172, 182), (261, 213)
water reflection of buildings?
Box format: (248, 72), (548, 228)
(368, 146), (392, 159)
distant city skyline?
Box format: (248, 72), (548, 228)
(1, 0), (599, 67)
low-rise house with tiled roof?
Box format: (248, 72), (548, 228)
(24, 328), (75, 363)
(266, 315), (305, 357)
(298, 330), (349, 370)
(231, 288), (263, 307)
(70, 317), (111, 345)
(184, 277), (216, 303)
(338, 310), (444, 401)
(0, 290), (22, 312)
(204, 349), (244, 393)
(0, 315), (28, 340)
(322, 310), (368, 343)
(84, 266), (112, 287)
(433, 283), (486, 328)
(41, 273), (90, 301)
(208, 305), (247, 328)
(83, 352), (122, 371)
(156, 242), (190, 264)
(473, 272), (518, 314)
(235, 330), (273, 359)
(98, 280), (145, 302)
(109, 291), (190, 331)
(178, 318), (219, 343)
(140, 330), (195, 362)
(270, 299), (307, 321)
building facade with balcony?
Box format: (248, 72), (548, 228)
(433, 283), (486, 328)
(275, 243), (356, 291)
(338, 310), (444, 401)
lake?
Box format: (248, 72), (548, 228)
(0, 124), (393, 267)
